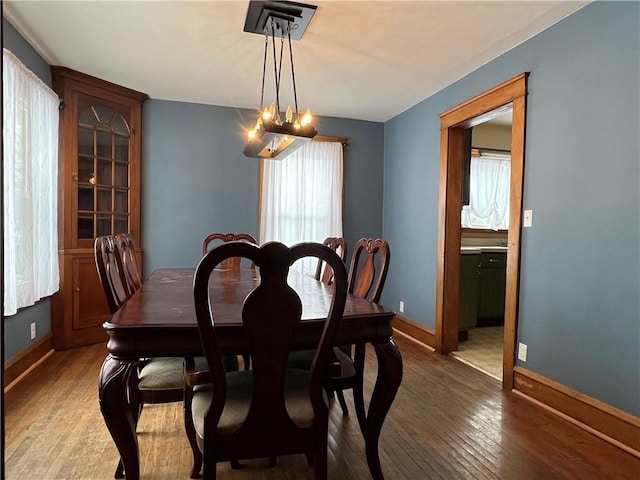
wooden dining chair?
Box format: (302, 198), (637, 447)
(330, 238), (390, 429)
(114, 233), (195, 404)
(202, 232), (257, 373)
(201, 233), (257, 270)
(314, 237), (347, 285)
(115, 233), (143, 294)
(187, 241), (348, 480)
(95, 235), (131, 313)
(287, 236), (347, 391)
(95, 235), (204, 479)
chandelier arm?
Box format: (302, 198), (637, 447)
(287, 23), (300, 121)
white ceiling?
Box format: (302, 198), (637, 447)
(3, 1), (589, 123)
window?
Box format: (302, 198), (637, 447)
(260, 141), (343, 275)
(462, 151), (511, 230)
(3, 49), (60, 315)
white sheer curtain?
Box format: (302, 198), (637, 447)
(462, 153), (511, 230)
(3, 48), (60, 316)
(260, 141), (343, 275)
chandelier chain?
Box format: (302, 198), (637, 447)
(269, 18), (281, 123)
(260, 30), (268, 112)
(287, 23), (299, 121)
(278, 33), (285, 121)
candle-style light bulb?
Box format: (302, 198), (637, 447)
(269, 103), (276, 119)
(285, 106), (293, 123)
(301, 109), (312, 126)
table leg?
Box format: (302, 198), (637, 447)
(99, 355), (139, 480)
(365, 338), (403, 480)
(352, 343), (367, 435)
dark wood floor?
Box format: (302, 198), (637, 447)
(4, 334), (639, 479)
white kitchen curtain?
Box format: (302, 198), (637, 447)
(260, 141), (343, 275)
(3, 48), (60, 316)
(462, 153), (511, 230)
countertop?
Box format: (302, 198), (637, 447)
(460, 246), (508, 254)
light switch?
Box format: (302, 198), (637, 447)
(523, 210), (533, 227)
(518, 343), (528, 362)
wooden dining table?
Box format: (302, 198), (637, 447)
(99, 268), (402, 480)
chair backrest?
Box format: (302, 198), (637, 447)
(201, 232), (257, 270)
(95, 235), (130, 314)
(193, 241), (348, 451)
(347, 238), (390, 303)
(115, 233), (143, 295)
(315, 237), (347, 285)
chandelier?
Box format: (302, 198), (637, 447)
(242, 1), (318, 160)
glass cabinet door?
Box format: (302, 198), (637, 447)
(76, 103), (131, 241)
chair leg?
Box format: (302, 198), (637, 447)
(184, 388), (203, 478)
(313, 432), (328, 480)
(335, 390), (349, 416)
(185, 430), (203, 477)
(114, 458), (124, 479)
(305, 452), (314, 466)
(230, 458), (274, 469)
(202, 441), (217, 480)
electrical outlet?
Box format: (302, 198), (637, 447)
(399, 301), (405, 313)
(523, 209), (533, 227)
(518, 342), (528, 362)
(30, 322), (36, 340)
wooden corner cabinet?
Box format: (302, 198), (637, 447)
(51, 67), (148, 350)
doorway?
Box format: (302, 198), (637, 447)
(451, 110), (512, 380)
(434, 73), (528, 389)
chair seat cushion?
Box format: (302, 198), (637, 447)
(331, 347), (356, 378)
(287, 350), (314, 370)
(191, 369), (320, 437)
(139, 356), (207, 390)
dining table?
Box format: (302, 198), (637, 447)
(99, 268), (402, 480)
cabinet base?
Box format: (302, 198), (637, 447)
(458, 330), (469, 342)
(477, 317), (505, 327)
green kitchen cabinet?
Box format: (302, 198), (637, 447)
(477, 252), (507, 324)
(459, 253), (479, 338)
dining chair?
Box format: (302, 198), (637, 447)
(114, 233), (143, 294)
(187, 241), (348, 480)
(201, 232), (257, 373)
(95, 235), (205, 479)
(330, 238), (390, 429)
(95, 235), (130, 314)
(287, 236), (347, 386)
(201, 232), (257, 271)
(314, 237), (347, 285)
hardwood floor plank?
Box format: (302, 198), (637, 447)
(4, 336), (639, 479)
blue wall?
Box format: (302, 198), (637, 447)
(381, 2), (639, 415)
(2, 17), (54, 361)
(4, 2), (638, 418)
(141, 100), (384, 275)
